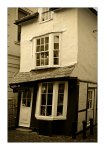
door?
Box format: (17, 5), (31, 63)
(19, 88), (33, 127)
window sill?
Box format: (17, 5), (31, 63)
(40, 18), (53, 24)
(35, 115), (66, 120)
(14, 41), (20, 45)
(31, 65), (60, 71)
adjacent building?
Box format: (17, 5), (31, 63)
(8, 7), (37, 128)
(10, 8), (97, 135)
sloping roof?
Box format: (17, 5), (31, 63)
(10, 65), (75, 85)
(14, 12), (39, 25)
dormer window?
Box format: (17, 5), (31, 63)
(41, 8), (52, 22)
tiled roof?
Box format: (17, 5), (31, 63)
(10, 65), (75, 85)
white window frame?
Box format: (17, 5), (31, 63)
(33, 33), (61, 69)
(40, 8), (53, 23)
(35, 81), (68, 120)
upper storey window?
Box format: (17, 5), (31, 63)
(34, 33), (61, 68)
(41, 8), (52, 22)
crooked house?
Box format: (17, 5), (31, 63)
(10, 8), (97, 135)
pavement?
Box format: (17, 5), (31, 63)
(8, 126), (97, 142)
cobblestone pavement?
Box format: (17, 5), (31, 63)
(8, 126), (97, 142)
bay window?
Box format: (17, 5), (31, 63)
(34, 33), (61, 68)
(35, 81), (68, 120)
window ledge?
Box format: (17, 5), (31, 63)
(35, 115), (66, 120)
(40, 18), (53, 24)
(31, 65), (60, 71)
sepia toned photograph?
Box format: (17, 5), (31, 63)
(8, 7), (97, 142)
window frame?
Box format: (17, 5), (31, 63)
(33, 33), (61, 69)
(35, 81), (68, 120)
(41, 8), (53, 23)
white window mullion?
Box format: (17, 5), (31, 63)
(52, 82), (58, 118)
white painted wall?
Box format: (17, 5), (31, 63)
(20, 8), (78, 72)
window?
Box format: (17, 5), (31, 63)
(87, 89), (94, 109)
(53, 35), (59, 65)
(17, 9), (30, 42)
(35, 81), (68, 120)
(41, 8), (52, 22)
(36, 36), (49, 66)
(22, 90), (31, 107)
(34, 33), (60, 68)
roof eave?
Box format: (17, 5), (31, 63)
(14, 12), (39, 25)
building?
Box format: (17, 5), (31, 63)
(10, 8), (97, 135)
(8, 7), (37, 128)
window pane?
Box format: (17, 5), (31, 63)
(45, 58), (48, 65)
(37, 39), (40, 45)
(54, 36), (59, 43)
(58, 94), (64, 105)
(54, 58), (59, 65)
(41, 45), (44, 51)
(36, 53), (40, 59)
(41, 53), (44, 58)
(41, 38), (44, 44)
(54, 43), (59, 49)
(46, 106), (52, 116)
(40, 106), (46, 116)
(45, 52), (49, 58)
(41, 59), (44, 66)
(57, 106), (63, 116)
(27, 98), (31, 107)
(27, 91), (31, 98)
(45, 37), (49, 43)
(48, 83), (53, 93)
(36, 60), (40, 66)
(45, 44), (48, 51)
(58, 83), (65, 93)
(54, 51), (59, 57)
(23, 92), (27, 99)
(47, 94), (52, 105)
(36, 46), (40, 52)
(41, 94), (46, 105)
(22, 99), (26, 106)
(42, 83), (47, 93)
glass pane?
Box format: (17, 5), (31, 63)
(37, 39), (40, 45)
(47, 94), (52, 105)
(36, 53), (40, 59)
(45, 52), (49, 58)
(45, 44), (48, 51)
(54, 43), (59, 49)
(42, 83), (47, 93)
(45, 37), (49, 43)
(40, 106), (46, 116)
(58, 94), (64, 105)
(46, 106), (52, 116)
(41, 45), (44, 51)
(27, 98), (31, 107)
(22, 99), (26, 106)
(23, 92), (26, 99)
(41, 94), (46, 105)
(45, 58), (48, 65)
(57, 106), (63, 116)
(54, 36), (59, 43)
(41, 38), (44, 44)
(41, 59), (44, 66)
(41, 53), (44, 58)
(27, 91), (31, 98)
(54, 58), (59, 65)
(36, 46), (40, 52)
(36, 60), (40, 66)
(48, 83), (53, 93)
(58, 83), (65, 93)
(54, 51), (59, 57)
